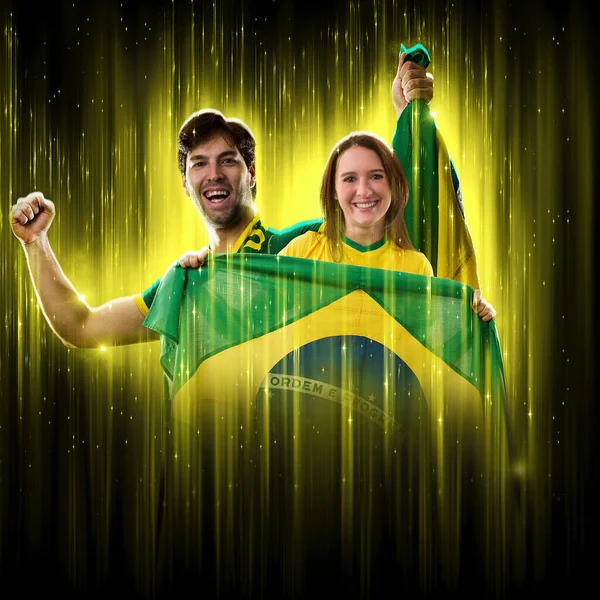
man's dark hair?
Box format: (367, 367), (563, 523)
(178, 109), (257, 198)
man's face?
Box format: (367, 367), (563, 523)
(183, 134), (256, 229)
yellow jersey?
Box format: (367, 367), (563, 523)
(279, 231), (433, 276)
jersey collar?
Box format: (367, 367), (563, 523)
(208, 214), (262, 254)
(343, 235), (387, 253)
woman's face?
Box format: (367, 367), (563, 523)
(334, 146), (392, 240)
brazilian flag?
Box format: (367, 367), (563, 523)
(394, 43), (481, 289)
(145, 254), (505, 430)
(145, 255), (514, 592)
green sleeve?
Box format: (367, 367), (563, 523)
(267, 218), (324, 254)
(141, 277), (162, 310)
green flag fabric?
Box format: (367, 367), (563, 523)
(394, 44), (481, 289)
(144, 254), (509, 468)
(145, 254), (514, 590)
(145, 255), (503, 419)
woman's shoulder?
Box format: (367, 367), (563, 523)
(390, 244), (434, 276)
(278, 231), (326, 258)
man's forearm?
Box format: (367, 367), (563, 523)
(21, 234), (92, 347)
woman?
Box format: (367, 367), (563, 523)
(278, 131), (496, 321)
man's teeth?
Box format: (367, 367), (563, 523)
(355, 201), (377, 209)
(205, 190), (230, 202)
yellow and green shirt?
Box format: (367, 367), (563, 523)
(134, 215), (324, 315)
(278, 231), (433, 276)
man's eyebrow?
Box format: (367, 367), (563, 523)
(338, 168), (386, 177)
(188, 150), (239, 162)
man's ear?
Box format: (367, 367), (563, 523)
(182, 175), (190, 196)
(249, 165), (256, 189)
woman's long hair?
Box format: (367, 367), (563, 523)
(320, 131), (415, 262)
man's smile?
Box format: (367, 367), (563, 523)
(203, 188), (231, 203)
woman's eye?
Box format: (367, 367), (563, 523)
(343, 176), (355, 183)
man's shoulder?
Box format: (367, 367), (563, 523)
(238, 217), (324, 255)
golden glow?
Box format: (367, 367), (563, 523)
(0, 1), (593, 595)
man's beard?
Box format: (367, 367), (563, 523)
(189, 186), (251, 230)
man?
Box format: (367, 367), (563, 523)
(11, 54), (445, 348)
(10, 110), (323, 348)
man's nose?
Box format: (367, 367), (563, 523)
(208, 161), (224, 180)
